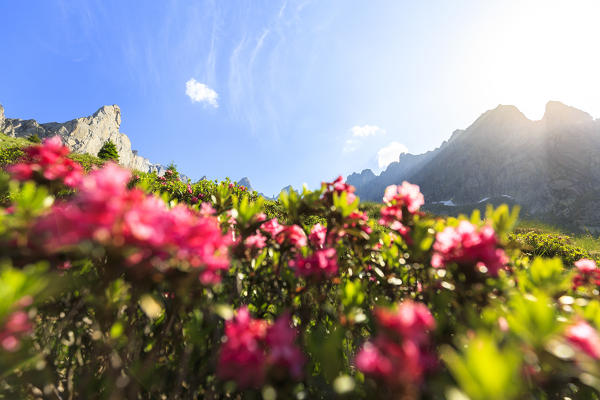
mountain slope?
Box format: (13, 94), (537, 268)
(347, 101), (600, 230)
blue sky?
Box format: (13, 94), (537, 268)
(2, 1), (600, 195)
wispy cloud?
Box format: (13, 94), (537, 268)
(186, 78), (219, 107)
(350, 124), (385, 137)
(343, 124), (385, 152)
(377, 141), (408, 169)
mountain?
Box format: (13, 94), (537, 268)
(0, 104), (167, 174)
(347, 101), (600, 231)
(237, 177), (253, 190)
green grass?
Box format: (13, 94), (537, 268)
(516, 219), (600, 254)
(0, 132), (30, 149)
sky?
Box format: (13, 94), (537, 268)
(2, 1), (600, 195)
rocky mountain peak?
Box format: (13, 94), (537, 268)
(0, 104), (166, 175)
(542, 100), (592, 127)
(237, 177), (252, 190)
(92, 105), (121, 126)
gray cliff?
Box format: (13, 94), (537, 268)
(0, 104), (166, 175)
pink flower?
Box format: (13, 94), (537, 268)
(8, 136), (83, 188)
(431, 221), (508, 277)
(379, 182), (424, 236)
(322, 176), (357, 205)
(218, 307), (269, 388)
(254, 212), (267, 223)
(309, 223), (327, 248)
(261, 219), (285, 237)
(289, 248), (338, 279)
(265, 314), (305, 380)
(383, 182), (424, 214)
(276, 225), (307, 248)
(199, 202), (216, 217)
(575, 259), (597, 273)
(33, 163), (231, 283)
(245, 232), (267, 250)
(374, 301), (436, 344)
(565, 320), (600, 360)
(344, 211), (372, 235)
(187, 184), (193, 194)
(573, 258), (600, 289)
(0, 310), (33, 352)
(218, 308), (304, 388)
(356, 301), (436, 387)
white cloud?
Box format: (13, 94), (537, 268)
(350, 124), (384, 137)
(377, 141), (408, 169)
(185, 78), (218, 107)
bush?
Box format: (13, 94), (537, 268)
(0, 141), (599, 399)
(27, 134), (41, 143)
(97, 139), (119, 162)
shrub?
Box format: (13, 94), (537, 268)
(97, 139), (119, 162)
(0, 140), (598, 399)
(27, 134), (41, 143)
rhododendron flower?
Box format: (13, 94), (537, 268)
(199, 202), (216, 216)
(383, 182), (424, 213)
(218, 308), (304, 388)
(253, 212), (267, 223)
(245, 232), (267, 249)
(289, 248), (338, 278)
(265, 314), (305, 379)
(33, 163), (231, 282)
(374, 301), (436, 344)
(8, 136), (83, 188)
(573, 259), (600, 289)
(565, 320), (600, 360)
(0, 310), (33, 352)
(309, 223), (327, 248)
(431, 221), (508, 277)
(379, 182), (424, 236)
(344, 211), (372, 235)
(322, 176), (357, 205)
(356, 301), (436, 387)
(218, 307), (269, 388)
(276, 225), (307, 248)
(261, 219), (285, 237)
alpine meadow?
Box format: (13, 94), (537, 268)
(1, 1), (600, 399)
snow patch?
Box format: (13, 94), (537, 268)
(432, 199), (456, 206)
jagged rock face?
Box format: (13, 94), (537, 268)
(0, 104), (165, 175)
(348, 101), (600, 230)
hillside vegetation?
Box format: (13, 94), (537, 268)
(0, 137), (599, 399)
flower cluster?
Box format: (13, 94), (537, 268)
(572, 258), (600, 289)
(289, 248), (338, 279)
(379, 182), (424, 235)
(431, 220), (508, 277)
(218, 307), (304, 388)
(356, 300), (436, 386)
(565, 320), (600, 360)
(260, 219), (307, 249)
(33, 163), (231, 283)
(0, 309), (33, 352)
(8, 136), (83, 188)
(321, 176), (357, 205)
(308, 223), (327, 248)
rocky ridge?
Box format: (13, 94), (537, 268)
(0, 104), (167, 175)
(347, 101), (600, 231)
